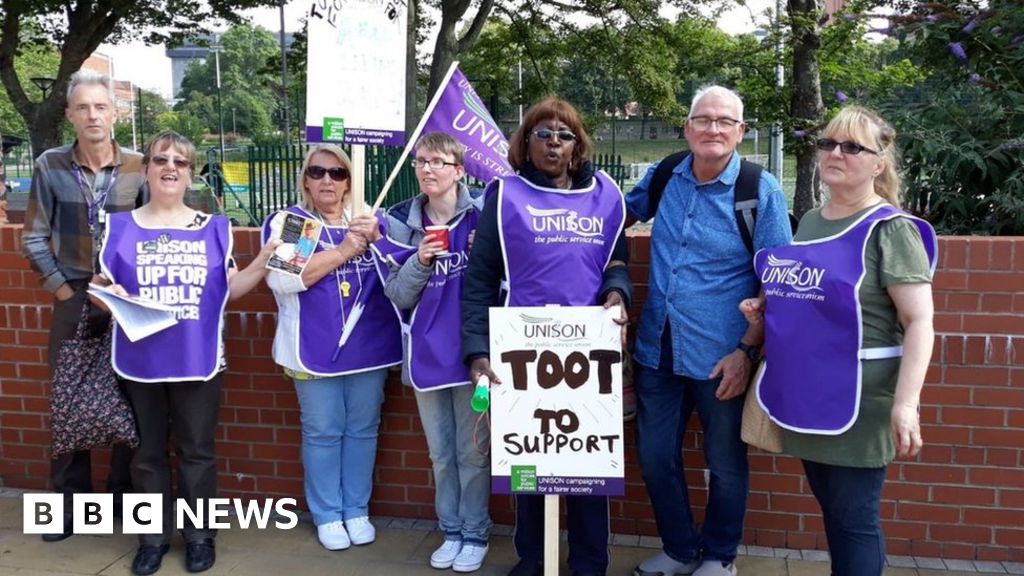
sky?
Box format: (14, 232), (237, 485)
(99, 0), (775, 100)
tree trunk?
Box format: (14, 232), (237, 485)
(788, 0), (824, 218)
(429, 0), (493, 97)
(27, 99), (67, 156)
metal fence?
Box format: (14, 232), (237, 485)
(220, 145), (628, 225)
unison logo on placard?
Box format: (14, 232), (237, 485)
(22, 494), (298, 535)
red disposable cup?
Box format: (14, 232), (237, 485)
(425, 225), (449, 252)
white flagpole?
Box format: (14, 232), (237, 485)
(370, 60), (461, 213)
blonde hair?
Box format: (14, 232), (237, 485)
(821, 105), (901, 207)
(297, 144), (354, 212)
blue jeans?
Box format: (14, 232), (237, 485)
(414, 385), (492, 544)
(293, 368), (387, 526)
(802, 460), (887, 576)
(634, 357), (749, 564)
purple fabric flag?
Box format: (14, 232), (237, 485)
(418, 65), (513, 184)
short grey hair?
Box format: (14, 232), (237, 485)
(66, 69), (116, 103)
(688, 85), (744, 123)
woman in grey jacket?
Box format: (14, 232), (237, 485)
(383, 132), (490, 573)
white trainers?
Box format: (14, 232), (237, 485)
(693, 561), (737, 576)
(634, 551), (701, 576)
(346, 516), (376, 545)
(430, 539), (463, 569)
(452, 543), (488, 573)
(316, 520), (350, 550)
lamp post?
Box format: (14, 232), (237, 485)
(279, 0), (290, 146)
(30, 77), (56, 100)
(212, 35), (226, 166)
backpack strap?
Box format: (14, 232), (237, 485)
(733, 160), (763, 255)
(647, 151), (690, 218)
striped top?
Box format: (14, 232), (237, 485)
(21, 141), (146, 293)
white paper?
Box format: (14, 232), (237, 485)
(87, 283), (179, 342)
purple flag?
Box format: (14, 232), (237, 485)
(418, 64), (513, 184)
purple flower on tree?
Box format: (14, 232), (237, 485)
(1012, 35), (1024, 48)
(835, 91), (849, 103)
(947, 42), (969, 66)
(792, 130), (808, 139)
(990, 26), (1001, 36)
(969, 73), (982, 85)
(962, 19), (979, 34)
(925, 15), (939, 23)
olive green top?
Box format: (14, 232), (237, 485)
(781, 205), (932, 468)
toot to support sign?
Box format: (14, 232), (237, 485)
(489, 306), (625, 496)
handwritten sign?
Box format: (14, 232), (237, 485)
(305, 0), (407, 146)
(489, 306), (625, 496)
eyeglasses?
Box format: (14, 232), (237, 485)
(816, 138), (879, 156)
(531, 128), (577, 142)
(410, 158), (459, 170)
(306, 165), (350, 181)
(150, 155), (192, 169)
(688, 116), (741, 131)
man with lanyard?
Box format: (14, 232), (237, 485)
(625, 86), (792, 576)
(21, 69), (146, 542)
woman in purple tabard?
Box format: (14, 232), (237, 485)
(740, 106), (936, 576)
(261, 144), (402, 552)
(95, 131), (277, 576)
(461, 98), (632, 576)
(382, 132), (490, 572)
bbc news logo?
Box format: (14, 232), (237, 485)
(23, 494), (298, 535)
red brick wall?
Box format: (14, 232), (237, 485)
(1, 224), (1021, 562)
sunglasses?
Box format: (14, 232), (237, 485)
(151, 155), (192, 169)
(531, 128), (577, 142)
(306, 165), (350, 181)
(816, 138), (879, 156)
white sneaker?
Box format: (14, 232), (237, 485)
(452, 543), (488, 573)
(430, 539), (463, 569)
(693, 561), (737, 576)
(316, 520), (350, 550)
(346, 516), (376, 545)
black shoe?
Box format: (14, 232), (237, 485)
(508, 559), (544, 576)
(571, 572), (606, 576)
(185, 539), (216, 573)
(131, 544), (170, 576)
(41, 518), (73, 542)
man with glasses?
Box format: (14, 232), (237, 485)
(624, 86), (792, 576)
(21, 69), (145, 541)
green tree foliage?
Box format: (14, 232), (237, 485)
(0, 0), (279, 157)
(872, 0), (1024, 235)
(0, 41), (60, 139)
(175, 23), (280, 141)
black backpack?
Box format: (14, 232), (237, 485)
(646, 151), (797, 254)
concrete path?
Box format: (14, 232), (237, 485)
(0, 493), (1011, 576)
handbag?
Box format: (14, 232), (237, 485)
(741, 362), (783, 453)
(50, 301), (139, 458)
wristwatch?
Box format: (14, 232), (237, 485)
(736, 342), (760, 362)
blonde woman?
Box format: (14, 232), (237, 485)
(262, 144), (402, 551)
(741, 106), (936, 576)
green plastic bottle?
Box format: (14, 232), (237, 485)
(470, 376), (491, 413)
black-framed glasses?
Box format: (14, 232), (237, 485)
(688, 116), (741, 131)
(410, 158), (459, 170)
(531, 128), (577, 142)
(306, 165), (350, 181)
(151, 155), (192, 169)
(816, 138), (879, 156)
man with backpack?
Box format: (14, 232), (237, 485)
(625, 86), (793, 576)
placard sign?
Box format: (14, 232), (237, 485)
(304, 0), (407, 146)
(489, 306), (624, 496)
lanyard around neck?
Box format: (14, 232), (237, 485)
(72, 163), (119, 232)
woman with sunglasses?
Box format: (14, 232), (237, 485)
(739, 106), (936, 576)
(462, 97), (631, 576)
(95, 131), (278, 576)
(262, 144), (402, 552)
(382, 132), (489, 572)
